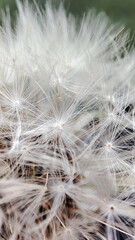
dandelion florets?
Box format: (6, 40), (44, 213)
(0, 0), (135, 240)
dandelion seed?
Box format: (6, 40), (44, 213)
(0, 0), (135, 240)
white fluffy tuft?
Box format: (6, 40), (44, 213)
(0, 1), (135, 240)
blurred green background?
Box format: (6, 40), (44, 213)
(0, 0), (135, 33)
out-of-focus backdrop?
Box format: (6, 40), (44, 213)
(0, 0), (135, 34)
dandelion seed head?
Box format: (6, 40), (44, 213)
(56, 184), (66, 193)
(54, 121), (63, 130)
(109, 205), (115, 212)
(105, 142), (113, 151)
(0, 1), (134, 240)
(13, 99), (20, 107)
(108, 112), (116, 119)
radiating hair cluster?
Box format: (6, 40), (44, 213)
(0, 1), (135, 239)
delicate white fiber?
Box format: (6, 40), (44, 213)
(0, 0), (135, 239)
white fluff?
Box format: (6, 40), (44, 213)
(0, 1), (135, 240)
